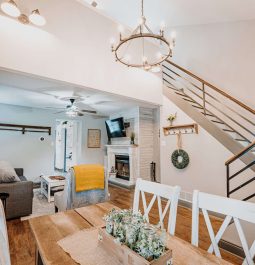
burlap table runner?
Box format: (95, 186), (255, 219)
(57, 228), (120, 265)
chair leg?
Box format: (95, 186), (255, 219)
(55, 206), (58, 213)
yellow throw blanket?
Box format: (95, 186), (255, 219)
(73, 164), (105, 192)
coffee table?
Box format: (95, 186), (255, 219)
(40, 175), (66, 203)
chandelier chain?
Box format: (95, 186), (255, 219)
(141, 0), (144, 17)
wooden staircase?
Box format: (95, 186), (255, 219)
(162, 60), (255, 201)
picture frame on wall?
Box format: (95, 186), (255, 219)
(87, 129), (101, 148)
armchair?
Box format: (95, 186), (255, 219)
(54, 168), (108, 212)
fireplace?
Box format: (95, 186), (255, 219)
(115, 154), (130, 181)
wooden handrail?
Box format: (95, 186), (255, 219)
(225, 141), (255, 165)
(165, 60), (255, 115)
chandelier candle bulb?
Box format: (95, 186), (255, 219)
(118, 24), (124, 33)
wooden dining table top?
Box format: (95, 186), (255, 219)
(29, 202), (233, 265)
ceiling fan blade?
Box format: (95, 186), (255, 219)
(81, 110), (97, 114)
(92, 115), (109, 119)
(77, 112), (84, 116)
(45, 107), (65, 110)
(54, 111), (65, 114)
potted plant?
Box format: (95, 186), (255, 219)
(167, 112), (177, 126)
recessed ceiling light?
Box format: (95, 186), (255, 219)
(1, 0), (20, 18)
(29, 9), (46, 26)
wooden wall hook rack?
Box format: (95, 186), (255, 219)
(0, 123), (51, 135)
(163, 123), (198, 136)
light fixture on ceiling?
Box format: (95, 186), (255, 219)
(111, 0), (175, 71)
(1, 0), (20, 17)
(0, 0), (46, 26)
(66, 109), (78, 118)
(29, 9), (46, 26)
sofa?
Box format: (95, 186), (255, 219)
(0, 168), (33, 219)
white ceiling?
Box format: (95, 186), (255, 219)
(81, 0), (255, 30)
(0, 69), (156, 116)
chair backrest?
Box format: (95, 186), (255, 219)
(192, 190), (255, 265)
(0, 200), (11, 265)
(133, 178), (181, 235)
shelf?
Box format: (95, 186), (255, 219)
(163, 123), (198, 136)
(0, 123), (51, 135)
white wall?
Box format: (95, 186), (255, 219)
(0, 104), (107, 181)
(169, 20), (255, 109)
(160, 96), (255, 246)
(160, 96), (254, 198)
(0, 0), (162, 106)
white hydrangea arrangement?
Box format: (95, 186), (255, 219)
(103, 209), (167, 261)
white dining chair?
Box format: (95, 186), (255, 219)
(0, 200), (11, 265)
(192, 190), (255, 265)
(133, 178), (181, 235)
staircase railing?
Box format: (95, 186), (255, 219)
(225, 141), (255, 201)
(162, 60), (255, 145)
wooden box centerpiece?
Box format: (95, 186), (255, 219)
(98, 228), (172, 265)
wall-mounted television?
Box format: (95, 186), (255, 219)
(105, 117), (126, 138)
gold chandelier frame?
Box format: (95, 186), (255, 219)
(111, 0), (173, 70)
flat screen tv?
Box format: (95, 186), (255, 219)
(105, 117), (126, 138)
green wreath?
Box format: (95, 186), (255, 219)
(171, 149), (190, 169)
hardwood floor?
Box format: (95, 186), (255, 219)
(7, 185), (243, 265)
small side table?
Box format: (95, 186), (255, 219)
(41, 175), (66, 203)
(0, 193), (9, 213)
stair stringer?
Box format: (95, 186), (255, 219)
(163, 85), (255, 172)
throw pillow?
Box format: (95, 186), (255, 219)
(0, 161), (20, 183)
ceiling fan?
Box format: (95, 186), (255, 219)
(54, 97), (97, 117)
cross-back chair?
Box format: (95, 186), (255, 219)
(0, 200), (11, 265)
(133, 178), (181, 235)
(192, 190), (255, 265)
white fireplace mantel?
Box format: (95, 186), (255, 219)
(106, 144), (139, 185)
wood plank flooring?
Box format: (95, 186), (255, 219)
(7, 185), (243, 265)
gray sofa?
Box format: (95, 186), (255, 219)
(0, 168), (33, 219)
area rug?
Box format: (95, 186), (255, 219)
(21, 188), (55, 221)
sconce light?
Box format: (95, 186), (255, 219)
(1, 0), (20, 17)
(0, 0), (46, 26)
(29, 9), (46, 26)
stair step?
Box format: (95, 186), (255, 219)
(192, 105), (203, 109)
(183, 98), (196, 103)
(223, 129), (236, 133)
(175, 92), (187, 97)
(211, 120), (225, 125)
(235, 139), (250, 142)
(202, 112), (215, 117)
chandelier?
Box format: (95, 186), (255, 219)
(111, 0), (175, 71)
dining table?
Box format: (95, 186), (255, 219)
(29, 201), (233, 265)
